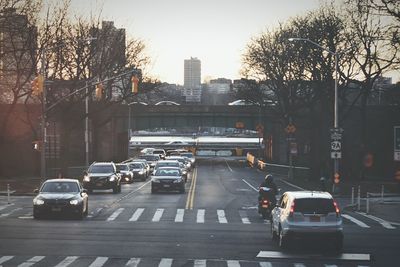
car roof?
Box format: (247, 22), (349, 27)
(45, 179), (79, 183)
(91, 162), (114, 165)
(285, 191), (333, 199)
(157, 160), (179, 163)
(156, 166), (181, 170)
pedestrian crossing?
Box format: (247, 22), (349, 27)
(0, 203), (397, 229)
(0, 255), (371, 267)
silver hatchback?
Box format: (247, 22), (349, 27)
(271, 191), (343, 251)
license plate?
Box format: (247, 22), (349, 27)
(310, 216), (320, 222)
(163, 184), (170, 188)
(52, 207), (61, 212)
(262, 204), (269, 208)
(96, 182), (103, 187)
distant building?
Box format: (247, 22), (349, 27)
(183, 57), (201, 103)
(90, 21), (126, 101)
(209, 78), (232, 94)
(0, 8), (37, 103)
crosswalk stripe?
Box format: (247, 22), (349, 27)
(158, 258), (173, 267)
(259, 262), (272, 267)
(0, 256), (14, 265)
(239, 210), (251, 224)
(107, 208), (125, 221)
(227, 260), (241, 267)
(53, 256), (79, 267)
(342, 214), (370, 228)
(88, 257), (108, 267)
(217, 210), (228, 224)
(129, 208), (145, 222)
(0, 208), (23, 217)
(293, 264), (306, 267)
(324, 265), (338, 267)
(194, 259), (206, 267)
(175, 209), (184, 222)
(197, 209), (205, 223)
(152, 208), (164, 222)
(0, 203), (14, 211)
(356, 212), (396, 229)
(18, 256), (45, 267)
(125, 258), (141, 266)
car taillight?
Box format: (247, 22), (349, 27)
(333, 201), (340, 217)
(262, 200), (269, 204)
(289, 201), (295, 217)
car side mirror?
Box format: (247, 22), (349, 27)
(83, 171), (88, 176)
(33, 189), (39, 194)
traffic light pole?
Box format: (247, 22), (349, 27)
(85, 81), (89, 167)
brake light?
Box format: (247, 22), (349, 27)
(289, 200), (295, 217)
(262, 200), (269, 204)
(333, 201), (340, 217)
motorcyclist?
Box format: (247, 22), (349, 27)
(258, 174), (278, 206)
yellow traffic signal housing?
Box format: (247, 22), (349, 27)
(131, 75), (139, 93)
(31, 75), (44, 96)
(95, 83), (103, 100)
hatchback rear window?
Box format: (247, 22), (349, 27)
(294, 198), (335, 214)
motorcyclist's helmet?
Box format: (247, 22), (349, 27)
(264, 174), (273, 183)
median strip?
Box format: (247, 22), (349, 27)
(185, 168), (198, 210)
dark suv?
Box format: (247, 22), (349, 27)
(83, 162), (121, 194)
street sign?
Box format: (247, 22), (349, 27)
(290, 142), (298, 155)
(331, 141), (341, 151)
(330, 128), (343, 140)
(285, 124), (296, 134)
(235, 122), (245, 129)
(395, 126), (400, 161)
(331, 152), (342, 159)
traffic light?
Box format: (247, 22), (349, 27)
(334, 173), (340, 184)
(95, 83), (103, 100)
(131, 75), (139, 94)
(32, 140), (41, 151)
(31, 74), (44, 96)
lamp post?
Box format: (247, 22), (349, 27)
(288, 37), (343, 191)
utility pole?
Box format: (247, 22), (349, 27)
(40, 50), (46, 181)
(85, 81), (89, 167)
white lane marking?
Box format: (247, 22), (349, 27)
(88, 208), (103, 218)
(53, 256), (79, 267)
(0, 207), (23, 217)
(217, 209), (228, 224)
(125, 258), (141, 266)
(239, 210), (251, 224)
(227, 260), (241, 267)
(197, 209), (205, 223)
(158, 258), (173, 267)
(356, 212), (396, 229)
(0, 203), (14, 211)
(88, 257), (108, 267)
(194, 259), (206, 267)
(325, 265), (338, 267)
(175, 209), (184, 222)
(277, 179), (305, 190)
(0, 256), (14, 265)
(342, 214), (370, 228)
(152, 208), (164, 222)
(129, 208), (145, 222)
(18, 256), (45, 267)
(257, 251), (370, 261)
(293, 264), (306, 267)
(241, 179), (258, 192)
(106, 208), (125, 221)
(225, 159), (233, 172)
(259, 262), (272, 267)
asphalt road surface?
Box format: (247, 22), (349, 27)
(0, 158), (398, 267)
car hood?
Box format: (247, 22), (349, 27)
(131, 168), (144, 172)
(88, 173), (113, 177)
(152, 175), (182, 180)
(38, 193), (78, 200)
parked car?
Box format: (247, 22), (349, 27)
(33, 179), (88, 219)
(127, 162), (148, 181)
(271, 191), (343, 252)
(151, 167), (185, 194)
(116, 163), (133, 183)
(82, 162), (121, 194)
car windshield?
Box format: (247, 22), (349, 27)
(116, 164), (128, 171)
(88, 165), (114, 173)
(294, 198), (336, 214)
(41, 182), (79, 193)
(139, 155), (159, 161)
(157, 162), (179, 168)
(155, 169), (180, 176)
(181, 153), (193, 158)
(129, 163), (143, 169)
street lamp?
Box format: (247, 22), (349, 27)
(288, 37), (343, 191)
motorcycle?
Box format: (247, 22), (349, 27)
(258, 187), (275, 219)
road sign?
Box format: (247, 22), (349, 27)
(285, 124), (296, 134)
(330, 128), (343, 140)
(331, 141), (341, 151)
(235, 121), (245, 129)
(395, 126), (400, 161)
(290, 142), (298, 155)
(331, 152), (342, 159)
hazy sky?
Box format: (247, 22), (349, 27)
(69, 0), (324, 84)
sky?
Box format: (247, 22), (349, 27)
(68, 0), (325, 84)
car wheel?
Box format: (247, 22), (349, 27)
(334, 238), (343, 253)
(118, 184), (122, 193)
(179, 187), (185, 194)
(271, 222), (278, 241)
(113, 186), (119, 194)
(151, 187), (156, 194)
(141, 176), (146, 182)
(278, 227), (288, 249)
(33, 210), (40, 220)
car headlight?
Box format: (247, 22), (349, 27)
(152, 178), (160, 183)
(173, 178), (183, 183)
(139, 171), (144, 175)
(83, 175), (90, 182)
(182, 170), (187, 175)
(109, 176), (116, 182)
(33, 198), (44, 205)
(69, 199), (79, 205)
(150, 163), (156, 167)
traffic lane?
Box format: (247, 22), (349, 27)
(0, 220), (273, 260)
(193, 159), (257, 211)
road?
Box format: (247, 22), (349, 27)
(0, 158), (399, 266)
